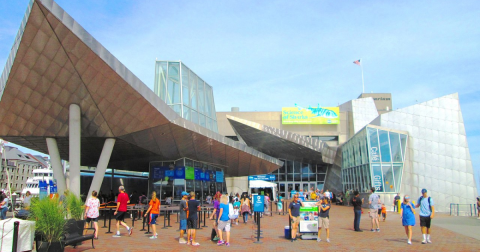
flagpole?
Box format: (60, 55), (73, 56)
(361, 58), (364, 93)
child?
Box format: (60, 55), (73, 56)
(144, 191), (160, 239)
(232, 198), (240, 225)
(381, 203), (387, 221)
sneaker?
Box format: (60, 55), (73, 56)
(112, 234), (121, 238)
(192, 242), (200, 246)
(427, 239), (432, 244)
(422, 239), (427, 244)
(226, 242), (230, 247)
(213, 236), (220, 241)
(408, 240), (412, 245)
(317, 238), (321, 242)
(217, 240), (224, 246)
(128, 226), (133, 236)
(376, 229), (380, 232)
(179, 238), (187, 244)
(326, 239), (330, 243)
(149, 235), (157, 239)
(370, 229), (376, 232)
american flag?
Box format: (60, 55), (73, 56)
(353, 59), (361, 66)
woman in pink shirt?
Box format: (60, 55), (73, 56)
(85, 190), (101, 239)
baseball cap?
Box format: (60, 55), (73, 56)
(181, 191), (189, 196)
(421, 188), (427, 194)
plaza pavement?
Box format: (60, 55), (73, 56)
(65, 205), (480, 252)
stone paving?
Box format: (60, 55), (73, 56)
(65, 205), (480, 252)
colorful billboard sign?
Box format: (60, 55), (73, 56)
(282, 105), (340, 125)
(185, 166), (195, 180)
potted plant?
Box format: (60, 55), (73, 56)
(29, 197), (67, 252)
(65, 193), (85, 236)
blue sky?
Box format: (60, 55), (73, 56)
(0, 0), (479, 193)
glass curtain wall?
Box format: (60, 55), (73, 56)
(154, 61), (218, 132)
(342, 126), (407, 194)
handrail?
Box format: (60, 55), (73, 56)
(449, 203), (477, 216)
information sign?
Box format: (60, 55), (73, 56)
(299, 201), (319, 233)
(253, 195), (265, 212)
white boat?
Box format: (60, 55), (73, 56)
(21, 168), (54, 196)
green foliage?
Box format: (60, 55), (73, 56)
(66, 193), (84, 220)
(28, 197), (67, 244)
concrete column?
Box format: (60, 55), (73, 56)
(46, 138), (67, 195)
(69, 104), (81, 196)
(87, 138), (115, 201)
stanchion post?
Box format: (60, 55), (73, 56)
(202, 209), (208, 227)
(12, 221), (19, 252)
(140, 209), (147, 231)
(162, 210), (168, 229)
(167, 210), (172, 227)
(106, 208), (113, 234)
(145, 214), (151, 234)
(102, 208), (108, 228)
(270, 201), (273, 217)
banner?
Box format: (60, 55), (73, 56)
(165, 170), (174, 179)
(194, 168), (202, 180)
(216, 171), (224, 183)
(199, 170), (206, 181)
(299, 201), (319, 233)
(248, 175), (276, 181)
(175, 167), (185, 179)
(152, 167), (166, 180)
(204, 171), (211, 181)
(185, 166), (195, 180)
(282, 106), (340, 125)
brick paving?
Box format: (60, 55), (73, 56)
(65, 205), (480, 252)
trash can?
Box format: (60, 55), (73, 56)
(284, 226), (291, 239)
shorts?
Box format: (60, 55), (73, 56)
(420, 216), (431, 228)
(180, 219), (187, 231)
(377, 209), (382, 215)
(115, 211), (126, 221)
(319, 217), (329, 229)
(217, 220), (231, 232)
(86, 217), (98, 223)
(149, 214), (158, 225)
(291, 216), (301, 226)
(369, 209), (378, 219)
(187, 218), (197, 229)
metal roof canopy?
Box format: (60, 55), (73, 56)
(226, 115), (335, 165)
(0, 0), (282, 175)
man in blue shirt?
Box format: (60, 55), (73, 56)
(415, 189), (435, 244)
(288, 194), (304, 242)
(368, 187), (381, 232)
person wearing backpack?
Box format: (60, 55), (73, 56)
(415, 188), (435, 244)
(216, 195), (231, 246)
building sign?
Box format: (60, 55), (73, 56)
(372, 165), (384, 192)
(152, 167), (165, 180)
(175, 167), (185, 179)
(216, 171), (224, 183)
(370, 147), (380, 162)
(248, 175), (276, 181)
(282, 105), (340, 125)
(185, 166), (195, 180)
(194, 168), (202, 180)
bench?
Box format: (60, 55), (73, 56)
(63, 219), (95, 249)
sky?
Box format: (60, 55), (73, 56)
(0, 0), (479, 193)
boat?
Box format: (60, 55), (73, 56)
(21, 168), (54, 196)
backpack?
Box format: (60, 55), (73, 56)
(228, 203), (238, 220)
(418, 196), (432, 211)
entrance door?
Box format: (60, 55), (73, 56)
(279, 183), (286, 198)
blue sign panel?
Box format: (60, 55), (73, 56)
(152, 167), (165, 180)
(204, 171), (211, 181)
(165, 170), (174, 178)
(199, 170), (206, 180)
(253, 195), (265, 212)
(248, 175), (276, 181)
(194, 168), (202, 180)
(216, 171), (224, 183)
(175, 167), (185, 179)
(39, 180), (48, 199)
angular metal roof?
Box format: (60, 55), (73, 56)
(226, 115), (335, 165)
(0, 0), (282, 175)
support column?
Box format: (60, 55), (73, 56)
(87, 138), (115, 201)
(69, 104), (81, 196)
(46, 138), (67, 195)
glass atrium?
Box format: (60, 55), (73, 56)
(154, 61), (218, 132)
(342, 125), (407, 193)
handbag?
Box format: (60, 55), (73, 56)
(228, 203), (238, 220)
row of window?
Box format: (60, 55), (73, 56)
(0, 183), (26, 190)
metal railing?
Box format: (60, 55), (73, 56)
(449, 203), (478, 216)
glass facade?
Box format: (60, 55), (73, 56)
(154, 61), (218, 132)
(267, 159), (328, 198)
(342, 126), (407, 193)
(148, 158), (226, 204)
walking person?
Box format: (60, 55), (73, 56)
(84, 190), (100, 239)
(416, 189), (434, 244)
(232, 198), (240, 225)
(477, 196), (480, 219)
(393, 193), (401, 212)
(288, 194), (304, 242)
(186, 192), (201, 246)
(277, 195), (283, 214)
(368, 187), (381, 232)
(0, 192), (8, 220)
(216, 195), (231, 246)
(113, 186), (133, 237)
(144, 191), (160, 239)
(178, 191), (189, 244)
(351, 190), (364, 232)
(400, 195), (416, 245)
(209, 192), (222, 240)
(240, 195), (251, 224)
(316, 197), (331, 242)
